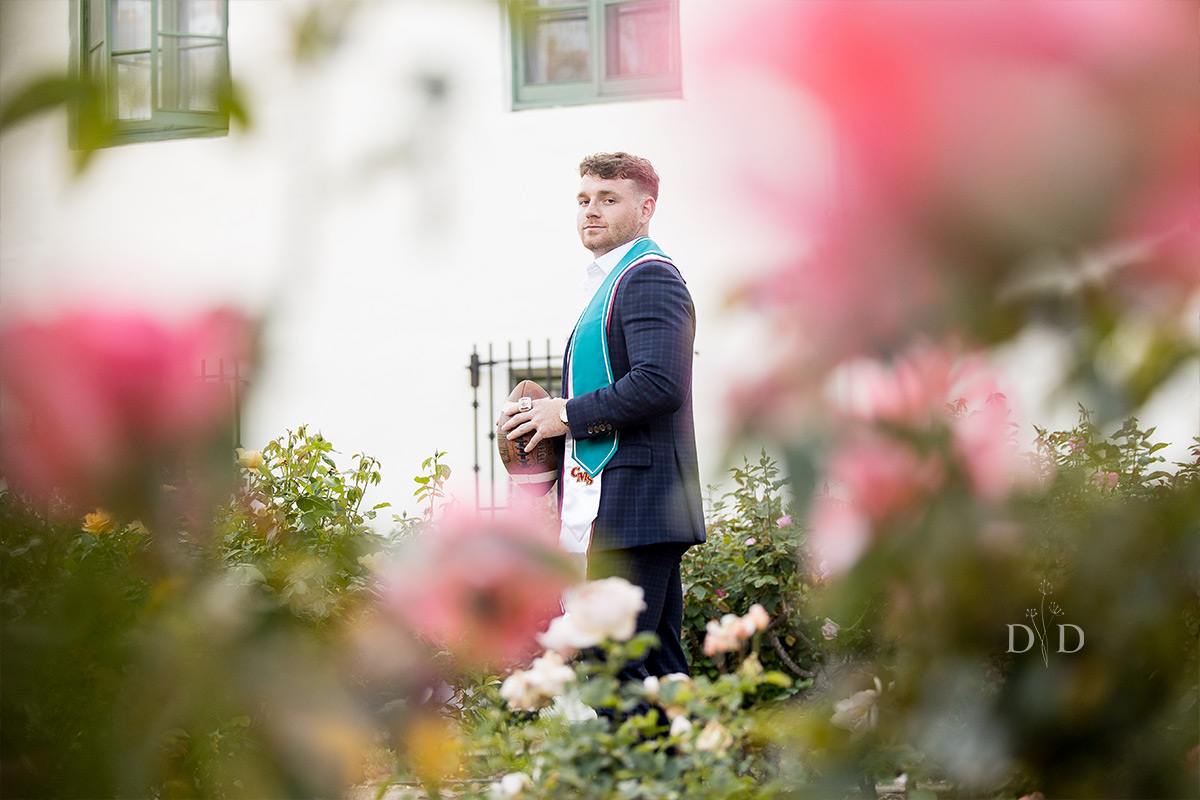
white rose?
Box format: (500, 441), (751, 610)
(822, 617), (840, 641)
(537, 613), (589, 657)
(669, 715), (694, 739)
(560, 577), (646, 645)
(500, 652), (576, 711)
(830, 677), (883, 739)
(525, 651), (575, 697)
(651, 672), (695, 719)
(694, 720), (733, 756)
(490, 772), (533, 797)
(499, 671), (538, 711)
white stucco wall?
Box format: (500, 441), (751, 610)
(0, 0), (830, 520)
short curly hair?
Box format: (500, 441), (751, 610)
(579, 152), (660, 200)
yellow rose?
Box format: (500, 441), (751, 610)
(235, 448), (265, 469)
(82, 509), (117, 534)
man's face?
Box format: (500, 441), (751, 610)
(576, 174), (653, 257)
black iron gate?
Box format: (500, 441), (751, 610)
(468, 340), (563, 514)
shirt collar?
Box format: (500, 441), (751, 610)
(581, 238), (641, 292)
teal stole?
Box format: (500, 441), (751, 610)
(568, 237), (672, 477)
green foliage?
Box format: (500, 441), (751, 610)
(411, 450), (452, 522)
(787, 411), (1200, 798)
(0, 498), (153, 797)
(452, 640), (793, 800)
(4, 420), (1196, 799)
(216, 425), (389, 623)
(2, 428), (399, 798)
(682, 452), (814, 698)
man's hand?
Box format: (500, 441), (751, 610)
(497, 397), (568, 453)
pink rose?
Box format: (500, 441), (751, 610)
(0, 309), (251, 516)
(775, 515), (792, 528)
(381, 508), (572, 668)
(827, 434), (944, 522)
(807, 497), (872, 579)
(712, 0), (1199, 392)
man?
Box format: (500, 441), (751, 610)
(499, 152), (706, 682)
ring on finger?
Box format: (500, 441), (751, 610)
(518, 397), (533, 413)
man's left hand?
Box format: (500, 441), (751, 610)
(498, 397), (568, 453)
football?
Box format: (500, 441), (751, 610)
(498, 379), (562, 496)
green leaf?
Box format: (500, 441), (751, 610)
(0, 74), (86, 130)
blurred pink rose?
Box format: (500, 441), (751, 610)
(807, 497), (871, 579)
(951, 391), (1034, 502)
(703, 614), (744, 656)
(715, 0), (1198, 380)
(1092, 471), (1120, 491)
(775, 514), (792, 529)
(827, 434), (944, 522)
(703, 604), (770, 656)
(744, 603), (770, 633)
(380, 509), (572, 669)
(847, 343), (1002, 428)
(0, 309), (252, 515)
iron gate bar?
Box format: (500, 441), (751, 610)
(468, 339), (563, 516)
(198, 358), (248, 449)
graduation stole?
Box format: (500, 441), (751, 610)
(568, 237), (673, 477)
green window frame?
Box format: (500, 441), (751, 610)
(69, 0), (230, 148)
(510, 0), (682, 111)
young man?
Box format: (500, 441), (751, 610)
(500, 152), (706, 681)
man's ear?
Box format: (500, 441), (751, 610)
(640, 195), (656, 225)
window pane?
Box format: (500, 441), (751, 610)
(89, 0), (106, 46)
(113, 52), (152, 119)
(161, 0), (225, 36)
(605, 0), (672, 78)
(112, 0), (151, 52)
(159, 37), (222, 112)
(524, 9), (589, 84)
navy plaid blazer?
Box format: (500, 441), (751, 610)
(560, 258), (707, 552)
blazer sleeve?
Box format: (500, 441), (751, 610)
(565, 261), (695, 436)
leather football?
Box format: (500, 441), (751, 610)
(498, 380), (563, 496)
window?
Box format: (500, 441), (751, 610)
(70, 0), (230, 147)
(510, 0), (681, 110)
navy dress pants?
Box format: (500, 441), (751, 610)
(587, 542), (692, 683)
